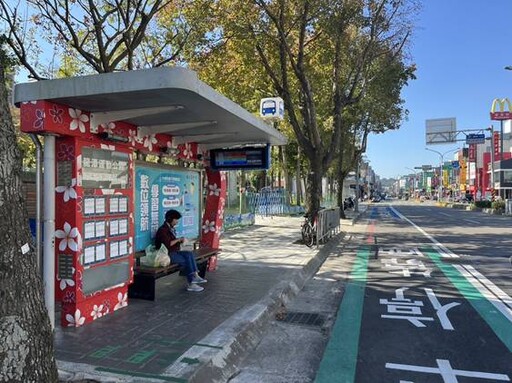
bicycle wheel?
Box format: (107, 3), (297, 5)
(301, 223), (315, 247)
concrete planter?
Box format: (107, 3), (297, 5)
(482, 208), (504, 215)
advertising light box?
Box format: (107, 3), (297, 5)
(210, 146), (270, 170)
(134, 163), (201, 252)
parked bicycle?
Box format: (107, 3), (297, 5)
(301, 213), (317, 248)
(343, 196), (355, 210)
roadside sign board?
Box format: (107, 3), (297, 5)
(465, 133), (485, 145)
(426, 118), (456, 145)
(421, 165), (433, 171)
(452, 160), (460, 169)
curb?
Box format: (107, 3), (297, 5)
(162, 234), (345, 383)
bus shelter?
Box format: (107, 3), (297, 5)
(13, 67), (286, 327)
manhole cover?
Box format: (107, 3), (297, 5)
(277, 312), (325, 327)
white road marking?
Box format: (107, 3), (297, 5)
(463, 219), (480, 224)
(460, 265), (512, 311)
(425, 288), (460, 331)
(439, 212), (451, 217)
(386, 359), (510, 382)
(389, 206), (458, 258)
(389, 205), (512, 326)
(454, 265), (512, 323)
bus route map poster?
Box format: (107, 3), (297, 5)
(134, 162), (201, 252)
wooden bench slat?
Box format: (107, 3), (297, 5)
(133, 247), (220, 276)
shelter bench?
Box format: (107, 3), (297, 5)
(128, 247), (220, 301)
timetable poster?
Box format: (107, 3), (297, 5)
(134, 163), (201, 252)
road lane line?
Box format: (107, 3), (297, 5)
(314, 247), (370, 383)
(439, 212), (451, 217)
(389, 206), (458, 258)
(424, 249), (512, 352)
(461, 264), (512, 310)
(454, 265), (512, 318)
(463, 219), (480, 224)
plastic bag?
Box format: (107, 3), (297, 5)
(141, 243), (170, 267)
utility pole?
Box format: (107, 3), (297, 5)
(425, 147), (459, 202)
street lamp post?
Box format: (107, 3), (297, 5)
(425, 147), (459, 202)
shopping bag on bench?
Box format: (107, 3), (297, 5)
(141, 244), (170, 267)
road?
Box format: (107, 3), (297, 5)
(230, 202), (512, 383)
(316, 201), (512, 383)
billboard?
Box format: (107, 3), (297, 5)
(426, 118), (456, 145)
(134, 163), (201, 252)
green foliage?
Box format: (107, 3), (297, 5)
(188, 0), (417, 214)
(491, 200), (505, 211)
(474, 200), (491, 208)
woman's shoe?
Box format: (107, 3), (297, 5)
(191, 276), (207, 284)
(186, 284), (204, 292)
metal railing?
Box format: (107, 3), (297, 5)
(506, 199), (512, 215)
(247, 188), (305, 217)
(316, 207), (341, 246)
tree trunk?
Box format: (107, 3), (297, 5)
(337, 159), (347, 219)
(296, 146), (301, 206)
(306, 155), (323, 216)
(0, 65), (58, 382)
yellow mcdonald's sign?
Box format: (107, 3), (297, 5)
(490, 98), (512, 120)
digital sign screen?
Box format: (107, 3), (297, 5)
(210, 146), (270, 170)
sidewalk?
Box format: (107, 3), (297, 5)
(57, 210), (364, 383)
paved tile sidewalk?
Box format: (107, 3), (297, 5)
(57, 214), (360, 382)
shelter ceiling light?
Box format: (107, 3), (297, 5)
(97, 132), (129, 143)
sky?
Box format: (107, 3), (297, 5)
(365, 0), (512, 179)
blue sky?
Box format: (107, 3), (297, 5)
(366, 0), (512, 179)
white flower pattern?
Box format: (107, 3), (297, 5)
(143, 134), (158, 151)
(91, 304), (104, 320)
(69, 109), (89, 133)
(208, 183), (221, 196)
(55, 222), (81, 252)
(59, 277), (75, 291)
(100, 122), (115, 134)
(202, 220), (216, 234)
(55, 178), (78, 202)
(128, 129), (144, 146)
(66, 309), (85, 327)
(183, 143), (193, 159)
(114, 292), (128, 311)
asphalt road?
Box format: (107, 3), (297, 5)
(229, 202), (512, 383)
(316, 202), (512, 383)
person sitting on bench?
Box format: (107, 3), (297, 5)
(155, 209), (208, 292)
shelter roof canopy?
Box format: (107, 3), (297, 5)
(13, 67), (287, 150)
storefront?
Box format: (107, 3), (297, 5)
(13, 67), (286, 327)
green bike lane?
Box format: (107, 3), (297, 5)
(315, 208), (512, 383)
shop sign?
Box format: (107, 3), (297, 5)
(468, 144), (476, 162)
(490, 98), (512, 120)
(494, 131), (501, 159)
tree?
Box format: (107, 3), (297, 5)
(0, 41), (58, 383)
(0, 0), (216, 78)
(335, 52), (416, 213)
(190, 0), (417, 216)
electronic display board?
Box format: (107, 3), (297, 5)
(210, 146), (270, 170)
